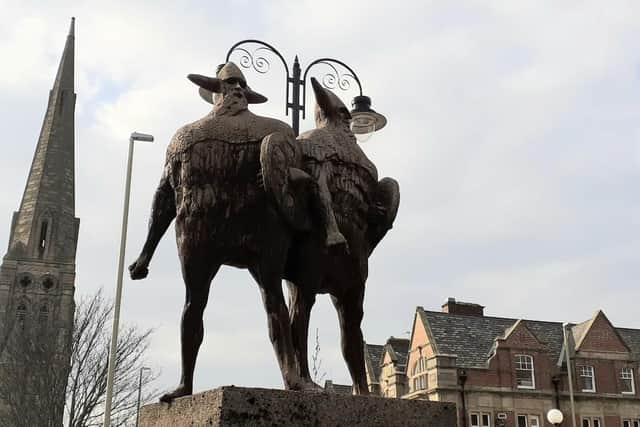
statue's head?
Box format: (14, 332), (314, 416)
(311, 77), (352, 131)
(187, 62), (267, 115)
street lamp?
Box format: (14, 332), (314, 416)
(135, 366), (152, 427)
(104, 132), (154, 427)
(224, 39), (387, 140)
(547, 408), (564, 426)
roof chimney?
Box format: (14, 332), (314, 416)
(442, 297), (484, 317)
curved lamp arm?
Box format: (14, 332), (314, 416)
(301, 58), (363, 119)
(225, 39), (291, 116)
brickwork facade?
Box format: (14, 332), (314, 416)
(401, 299), (640, 427)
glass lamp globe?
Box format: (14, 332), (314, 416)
(350, 116), (376, 142)
(350, 95), (387, 143)
(547, 409), (564, 424)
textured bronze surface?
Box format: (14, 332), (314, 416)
(130, 64), (399, 401)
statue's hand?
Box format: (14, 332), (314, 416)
(129, 256), (149, 280)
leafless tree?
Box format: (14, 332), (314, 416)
(65, 289), (158, 427)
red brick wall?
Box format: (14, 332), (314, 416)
(579, 314), (628, 353)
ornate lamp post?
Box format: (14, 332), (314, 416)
(224, 40), (387, 141)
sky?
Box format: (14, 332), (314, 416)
(1, 0), (639, 395)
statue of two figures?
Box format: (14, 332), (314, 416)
(128, 62), (400, 402)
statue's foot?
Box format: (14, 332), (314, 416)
(326, 231), (349, 253)
(159, 384), (192, 403)
(129, 256), (150, 280)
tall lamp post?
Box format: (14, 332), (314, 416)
(224, 40), (387, 140)
(104, 132), (154, 427)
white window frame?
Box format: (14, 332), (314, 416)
(517, 415), (528, 427)
(580, 365), (596, 392)
(514, 354), (535, 389)
(470, 413), (480, 427)
(470, 412), (491, 427)
(621, 367), (635, 395)
(481, 413), (491, 427)
(582, 418), (600, 427)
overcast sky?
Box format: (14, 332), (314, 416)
(1, 0), (639, 394)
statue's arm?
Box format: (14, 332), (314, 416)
(129, 164), (176, 280)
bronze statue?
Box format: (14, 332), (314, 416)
(263, 78), (399, 394)
(129, 62), (399, 401)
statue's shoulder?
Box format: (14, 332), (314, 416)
(247, 113), (295, 140)
(166, 116), (212, 157)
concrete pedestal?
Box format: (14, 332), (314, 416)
(139, 386), (456, 427)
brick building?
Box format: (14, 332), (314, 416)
(404, 298), (640, 427)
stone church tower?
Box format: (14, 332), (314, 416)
(0, 18), (78, 416)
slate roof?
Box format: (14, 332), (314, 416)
(384, 337), (410, 368)
(419, 309), (565, 368)
(364, 343), (385, 382)
(419, 308), (640, 369)
(617, 328), (640, 358)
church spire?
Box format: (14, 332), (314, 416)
(6, 17), (79, 262)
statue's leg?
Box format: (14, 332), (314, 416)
(160, 249), (219, 403)
(332, 285), (369, 395)
(313, 166), (347, 249)
(287, 281), (319, 387)
(249, 246), (303, 390)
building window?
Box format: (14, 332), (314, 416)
(517, 415), (540, 427)
(579, 365), (596, 392)
(582, 417), (601, 427)
(514, 354), (535, 389)
(411, 357), (428, 391)
(470, 413), (491, 427)
(621, 367), (635, 394)
(39, 220), (49, 253)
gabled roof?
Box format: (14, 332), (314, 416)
(574, 310), (631, 353)
(382, 337), (410, 371)
(364, 343), (384, 383)
(418, 309), (564, 368)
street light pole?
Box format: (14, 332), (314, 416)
(225, 40), (386, 139)
(104, 132), (154, 427)
(135, 366), (151, 427)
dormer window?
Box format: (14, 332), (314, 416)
(515, 354), (535, 389)
(580, 365), (596, 392)
(621, 367), (635, 395)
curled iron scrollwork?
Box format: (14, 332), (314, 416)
(316, 61), (356, 92)
(230, 46), (273, 74)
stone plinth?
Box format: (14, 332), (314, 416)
(139, 386), (456, 427)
